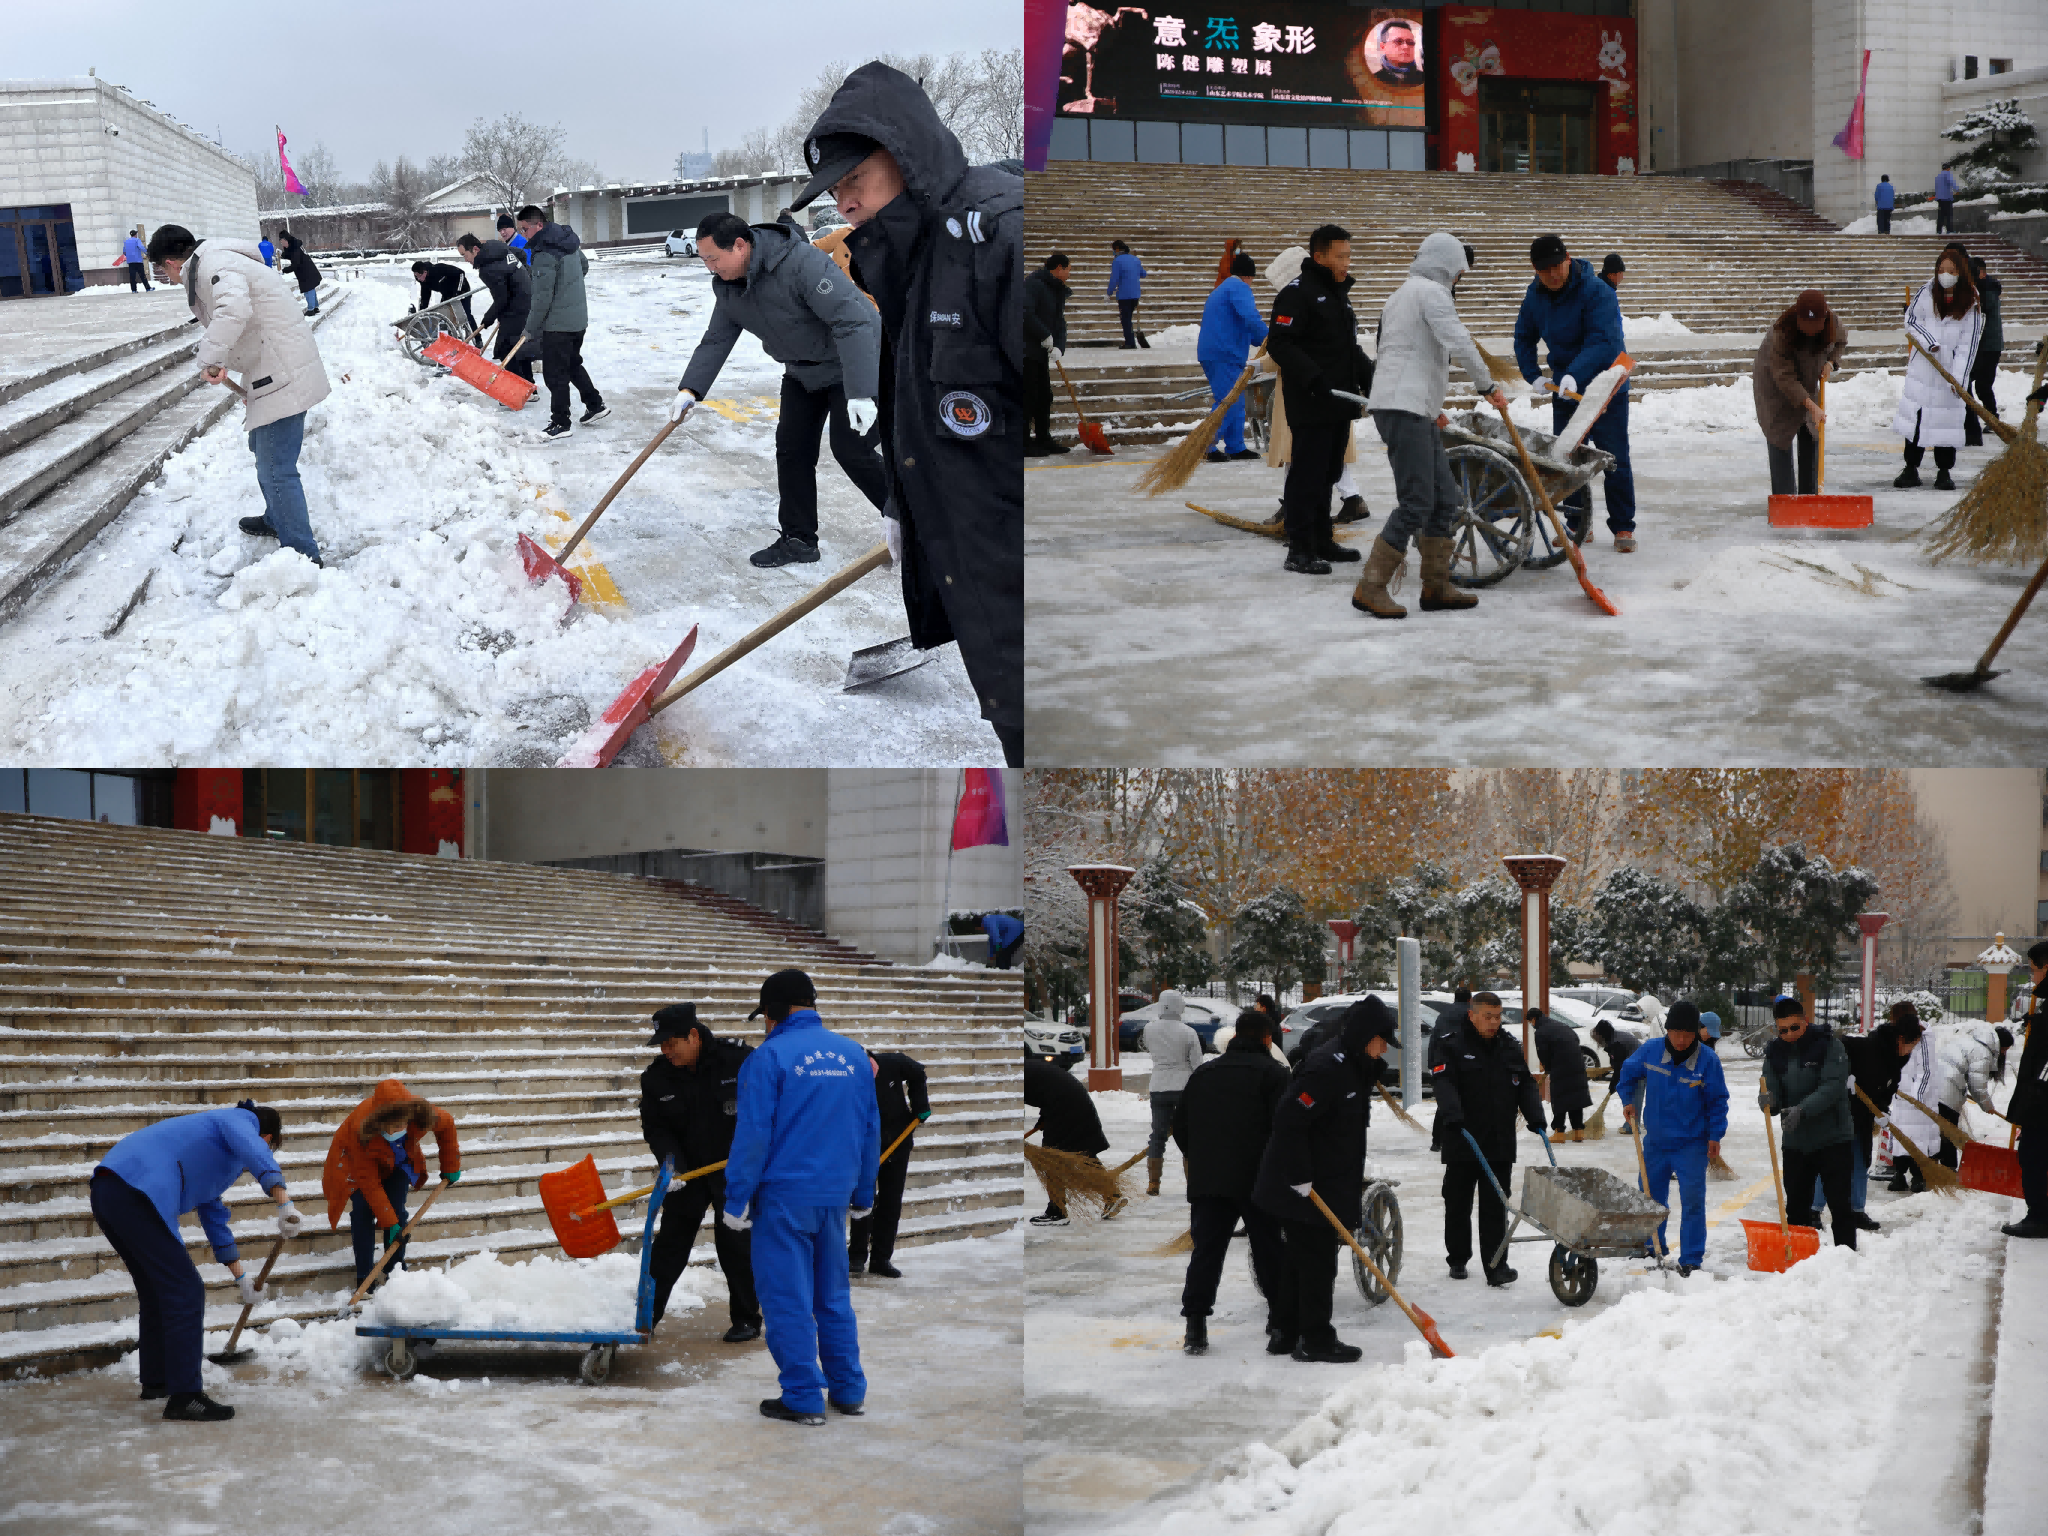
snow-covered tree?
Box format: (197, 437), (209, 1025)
(1226, 888), (1329, 998)
(1591, 866), (1707, 995)
(1720, 844), (1879, 995)
(462, 113), (570, 210)
(1941, 98), (2041, 193)
(1129, 857), (1215, 995)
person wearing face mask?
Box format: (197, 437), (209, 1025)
(93, 1100), (297, 1420)
(1893, 245), (1983, 491)
(321, 1080), (460, 1292)
(1753, 289), (1849, 496)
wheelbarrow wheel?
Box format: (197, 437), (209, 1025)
(1522, 484), (1593, 571)
(1444, 444), (1532, 587)
(398, 312), (458, 366)
(1548, 1245), (1598, 1307)
(579, 1344), (616, 1385)
(384, 1338), (417, 1380)
(1350, 1182), (1404, 1305)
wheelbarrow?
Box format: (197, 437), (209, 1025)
(393, 290), (481, 365)
(355, 1157), (674, 1385)
(1462, 1130), (1672, 1305)
(1439, 411), (1616, 589)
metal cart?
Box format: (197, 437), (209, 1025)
(1348, 1177), (1404, 1306)
(393, 290), (483, 365)
(356, 1159), (671, 1384)
(1439, 410), (1617, 589)
(1481, 1160), (1673, 1306)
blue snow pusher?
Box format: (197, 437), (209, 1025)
(356, 1158), (671, 1385)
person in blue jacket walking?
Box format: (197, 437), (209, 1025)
(91, 1100), (303, 1420)
(1614, 1001), (1728, 1275)
(257, 234), (276, 268)
(120, 227), (152, 292)
(1933, 164), (1958, 234)
(722, 968), (881, 1425)
(1514, 233), (1638, 551)
(1875, 174), (1895, 235)
(1106, 239), (1148, 348)
(1198, 251), (1269, 460)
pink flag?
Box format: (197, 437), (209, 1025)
(1832, 50), (1869, 160)
(278, 130), (307, 195)
(950, 769), (1009, 851)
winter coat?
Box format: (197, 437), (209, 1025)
(1932, 1023), (2000, 1116)
(523, 220), (592, 338)
(1890, 1031), (1945, 1153)
(816, 63), (1022, 736)
(1512, 257), (1626, 399)
(1761, 1023), (1855, 1153)
(869, 1049), (931, 1147)
(1615, 1037), (1729, 1146)
(1752, 314), (1849, 449)
(1892, 280), (1983, 449)
(1532, 1015), (1592, 1113)
(1172, 1037), (1290, 1200)
(1253, 1034), (1383, 1226)
(1978, 275), (2004, 360)
(321, 1079), (460, 1230)
(1430, 1016), (1544, 1167)
(122, 234), (146, 264)
(1598, 1027), (1645, 1078)
(1025, 1054), (1110, 1155)
(507, 230), (531, 265)
(1267, 255), (1373, 428)
(722, 1009), (880, 1215)
(257, 237), (275, 267)
(415, 261), (469, 313)
(1106, 251), (1146, 299)
(1843, 1024), (1905, 1139)
(1934, 169), (1958, 201)
(184, 238), (331, 431)
(982, 911), (1023, 950)
(1198, 276), (1267, 369)
(98, 1106), (287, 1265)
(1635, 995), (1667, 1030)
(1258, 246), (1349, 469)
(1875, 181), (1896, 211)
(1144, 991), (1207, 1093)
(471, 239), (531, 335)
(2009, 995), (2048, 1129)
(1023, 267), (1070, 353)
(638, 1036), (753, 1173)
(1368, 232), (1493, 419)
(680, 218), (881, 400)
(277, 235), (320, 293)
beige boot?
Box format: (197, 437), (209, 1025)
(1418, 536), (1478, 611)
(1147, 1156), (1163, 1197)
(1350, 538), (1408, 619)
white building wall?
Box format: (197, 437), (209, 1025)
(1942, 65), (2048, 186)
(826, 770), (1022, 965)
(0, 79), (257, 276)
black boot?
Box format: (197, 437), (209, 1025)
(1292, 1335), (1363, 1364)
(1447, 1261), (1468, 1279)
(760, 1397), (826, 1425)
(723, 1321), (761, 1343)
(1183, 1316), (1209, 1355)
(1284, 549), (1332, 575)
(1852, 1211), (1881, 1232)
(163, 1392), (234, 1422)
(750, 534), (821, 568)
(1485, 1265), (1519, 1287)
(1934, 468), (1956, 491)
(1893, 466), (1922, 489)
(868, 1259), (901, 1279)
(1265, 1326), (1296, 1355)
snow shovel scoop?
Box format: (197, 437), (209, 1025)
(1743, 1085), (1821, 1273)
(558, 543), (890, 768)
(842, 635), (937, 692)
(420, 331), (534, 411)
(1921, 549), (2048, 694)
(209, 1235), (289, 1364)
(340, 1181), (449, 1313)
(1052, 356), (1112, 454)
(1308, 1188), (1454, 1359)
(519, 416), (681, 603)
(1766, 378), (1874, 529)
(1493, 397), (1621, 616)
(540, 1155), (727, 1259)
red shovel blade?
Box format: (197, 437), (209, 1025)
(1561, 539), (1621, 617)
(517, 532), (585, 603)
(556, 625), (699, 767)
(1077, 418), (1114, 455)
(1412, 1305), (1455, 1360)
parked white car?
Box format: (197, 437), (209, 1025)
(664, 230), (698, 258)
(1277, 992), (1447, 1094)
(1022, 1016), (1085, 1063)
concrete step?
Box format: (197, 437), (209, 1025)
(0, 331), (201, 457)
(0, 314), (198, 410)
(0, 363), (203, 521)
(0, 1026), (1021, 1062)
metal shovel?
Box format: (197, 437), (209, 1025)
(843, 635), (937, 691)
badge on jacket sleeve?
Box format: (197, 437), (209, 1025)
(940, 390), (992, 438)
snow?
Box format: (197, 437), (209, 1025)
(206, 814), (236, 835)
(365, 1247), (662, 1332)
(1622, 310), (1695, 342)
(1842, 213), (1938, 235)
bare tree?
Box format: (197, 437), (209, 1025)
(421, 152), (466, 193)
(369, 156), (438, 249)
(462, 113), (569, 211)
(711, 127), (779, 177)
(295, 142), (345, 206)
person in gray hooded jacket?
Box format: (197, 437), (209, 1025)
(1143, 991), (1207, 1196)
(517, 205), (608, 443)
(1356, 232), (1505, 623)
(675, 211), (887, 568)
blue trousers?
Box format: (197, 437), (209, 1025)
(1640, 1139), (1708, 1267)
(1202, 358), (1248, 454)
(1552, 386), (1636, 534)
(247, 411), (321, 561)
(750, 1196), (865, 1414)
(348, 1168), (411, 1284)
(90, 1170), (208, 1395)
(303, 289), (319, 314)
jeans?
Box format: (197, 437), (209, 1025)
(1182, 1195), (1294, 1333)
(1373, 408), (1459, 553)
(776, 373), (887, 542)
(1281, 418), (1349, 556)
(1783, 1140), (1857, 1247)
(1203, 357), (1249, 454)
(91, 1170), (208, 1396)
(848, 1138), (911, 1269)
(1117, 297), (1145, 347)
(750, 1196), (865, 1414)
(247, 411), (321, 561)
(127, 262), (152, 292)
(1768, 428), (1819, 495)
(1443, 1153), (1514, 1272)
(1554, 386), (1636, 533)
(302, 288), (318, 314)
(1146, 1091), (1181, 1159)
(649, 1171), (759, 1327)
(540, 329), (602, 430)
(348, 1168), (411, 1283)
(1640, 1139), (1708, 1266)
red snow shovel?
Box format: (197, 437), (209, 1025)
(1310, 1188), (1454, 1359)
(1767, 379), (1873, 529)
(420, 332), (534, 410)
(1960, 1140), (2026, 1199)
(1745, 1085), (1821, 1272)
(1493, 398), (1620, 617)
(541, 1156), (730, 1259)
(558, 543), (890, 767)
(1053, 356), (1113, 454)
(519, 418), (681, 603)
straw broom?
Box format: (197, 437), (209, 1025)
(1853, 1084), (1962, 1196)
(1136, 347), (1266, 497)
(1922, 338), (2048, 567)
(1583, 1087), (1614, 1139)
(1893, 1090), (1976, 1153)
(1709, 1150), (1739, 1181)
(1023, 1140), (1132, 1216)
(1376, 1082), (1425, 1133)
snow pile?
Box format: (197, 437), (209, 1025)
(230, 1312), (376, 1389)
(1143, 323), (1202, 349)
(367, 1248), (654, 1332)
(1158, 1194), (1994, 1536)
(1674, 544), (1923, 611)
(1841, 212), (1938, 235)
(1623, 311), (1695, 342)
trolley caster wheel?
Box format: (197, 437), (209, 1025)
(579, 1344), (616, 1385)
(385, 1339), (417, 1380)
(1548, 1245), (1598, 1307)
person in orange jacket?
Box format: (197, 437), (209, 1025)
(322, 1079), (460, 1286)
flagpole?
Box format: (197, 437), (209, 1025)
(277, 125), (291, 236)
(937, 769), (961, 962)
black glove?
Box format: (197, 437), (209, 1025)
(1526, 1118), (1547, 1136)
(1782, 1105), (1804, 1136)
(1437, 1116), (1465, 1136)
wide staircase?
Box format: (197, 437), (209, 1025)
(0, 278), (345, 626)
(0, 813), (1024, 1377)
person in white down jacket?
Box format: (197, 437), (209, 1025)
(147, 224), (331, 564)
(1143, 990), (1207, 1197)
(1892, 244), (1983, 493)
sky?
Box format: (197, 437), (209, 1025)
(11, 0), (1020, 185)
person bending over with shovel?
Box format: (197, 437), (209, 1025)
(1614, 1001), (1728, 1276)
(456, 232), (533, 386)
(322, 1081), (459, 1290)
(639, 1003), (762, 1340)
(92, 1100), (300, 1421)
(1760, 998), (1858, 1249)
(1429, 990), (1544, 1286)
(722, 970), (881, 1425)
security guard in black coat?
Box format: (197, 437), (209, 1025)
(1430, 991), (1545, 1285)
(1024, 1054), (1111, 1224)
(791, 62), (1024, 767)
(638, 1004), (762, 1340)
(849, 1049), (930, 1276)
(1023, 255), (1072, 455)
(1266, 227), (1373, 574)
(1253, 997), (1396, 1363)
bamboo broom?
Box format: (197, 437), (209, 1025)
(1854, 1084), (1962, 1196)
(1922, 338), (2048, 568)
(1136, 347), (1266, 497)
(1023, 1140), (1132, 1217)
(1708, 1149), (1739, 1182)
(1377, 1081), (1426, 1132)
(1583, 1087), (1615, 1139)
(1892, 1089), (1975, 1153)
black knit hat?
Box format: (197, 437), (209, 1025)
(1529, 233), (1568, 267)
(1665, 1001), (1702, 1036)
(1600, 251), (1626, 275)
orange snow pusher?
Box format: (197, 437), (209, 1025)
(1748, 1084), (1822, 1272)
(519, 418), (681, 603)
(420, 332), (534, 411)
(1767, 380), (1873, 529)
(541, 1154), (730, 1259)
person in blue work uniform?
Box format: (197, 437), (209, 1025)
(1514, 233), (1637, 552)
(1107, 238), (1148, 348)
(722, 968), (881, 1425)
(1615, 1001), (1729, 1276)
(258, 234), (276, 268)
(120, 227), (152, 291)
(91, 1100), (303, 1420)
(1199, 251), (1269, 461)
(982, 909), (1023, 969)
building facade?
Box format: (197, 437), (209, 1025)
(543, 172), (814, 247)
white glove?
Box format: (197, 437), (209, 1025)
(851, 1207), (873, 1220)
(882, 516), (903, 566)
(721, 1207), (751, 1231)
(1559, 374), (1579, 397)
(236, 1272), (265, 1307)
(669, 388), (697, 424)
(846, 396), (878, 434)
(1290, 1182), (1313, 1197)
(1041, 336), (1062, 364)
(275, 1201), (304, 1237)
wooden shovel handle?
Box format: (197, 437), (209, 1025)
(1904, 332), (2016, 444)
(1627, 1106), (1669, 1262)
(647, 543), (889, 717)
(220, 1234), (288, 1355)
(573, 1158), (728, 1221)
(559, 416), (678, 563)
(345, 1181), (446, 1309)
(1308, 1188), (1448, 1356)
(1972, 551), (2048, 678)
(1052, 356), (1088, 419)
(1761, 1083), (1791, 1238)
(1494, 400), (1591, 583)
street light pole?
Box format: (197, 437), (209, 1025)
(1068, 864), (1135, 1092)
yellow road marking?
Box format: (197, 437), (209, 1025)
(1706, 1174), (1778, 1229)
(537, 508), (626, 611)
